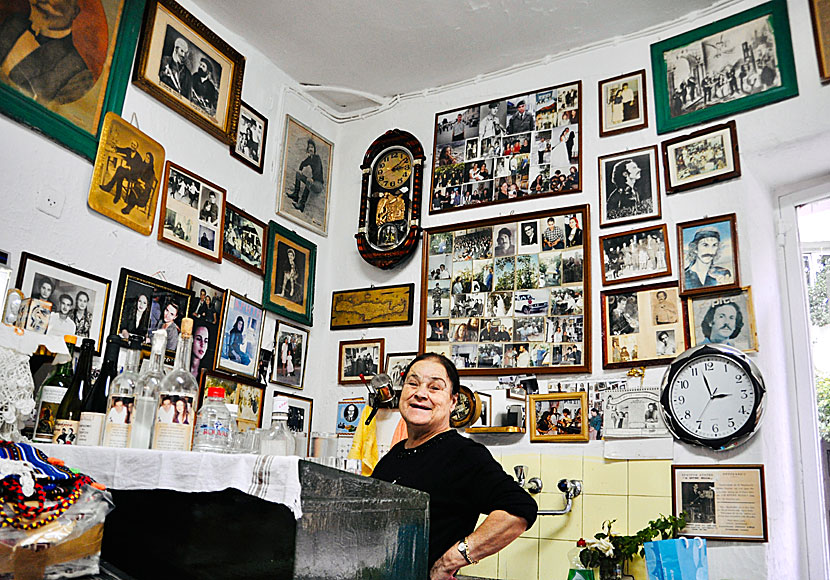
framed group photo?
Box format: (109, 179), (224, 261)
(330, 283), (414, 330)
(271, 321), (309, 390)
(686, 286), (758, 352)
(338, 338), (384, 385)
(529, 392), (589, 442)
(600, 223), (671, 285)
(598, 70), (648, 137)
(216, 291), (264, 379)
(230, 100), (268, 172)
(199, 370), (264, 432)
(263, 220), (316, 326)
(677, 213), (740, 296)
(223, 203), (266, 274)
(186, 275), (225, 380)
(662, 121), (741, 194)
(598, 145), (661, 227)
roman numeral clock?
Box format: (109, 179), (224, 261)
(356, 130), (425, 269)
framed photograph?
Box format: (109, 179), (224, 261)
(132, 0), (245, 144)
(271, 321), (309, 390)
(672, 464), (768, 541)
(230, 100), (267, 172)
(199, 370), (264, 432)
(385, 352), (417, 389)
(269, 389), (313, 456)
(430, 81), (582, 214)
(598, 145), (661, 228)
(186, 275), (225, 380)
(686, 286), (758, 352)
(677, 213), (740, 296)
(507, 386), (528, 401)
(599, 223), (671, 286)
(16, 252), (111, 355)
(598, 70), (648, 137)
(338, 338), (385, 385)
(336, 399), (366, 436)
(661, 121), (741, 194)
(529, 392), (589, 442)
(88, 113), (166, 236)
(216, 291), (264, 379)
(0, 0), (144, 160)
(110, 268), (192, 354)
(473, 392), (492, 427)
(601, 282), (687, 369)
(263, 220), (316, 326)
(277, 115), (334, 236)
(223, 203), (266, 274)
(421, 205), (591, 376)
(158, 161), (225, 261)
(650, 0), (797, 134)
(330, 284), (415, 330)
(810, 0), (830, 82)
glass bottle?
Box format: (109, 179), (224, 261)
(192, 386), (233, 453)
(32, 336), (76, 443)
(52, 338), (94, 445)
(152, 318), (198, 451)
(77, 335), (121, 446)
(101, 335), (142, 448)
(259, 397), (295, 456)
(130, 330), (167, 449)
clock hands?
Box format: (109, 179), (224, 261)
(702, 375), (714, 398)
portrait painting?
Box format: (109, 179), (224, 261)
(88, 113), (165, 235)
(677, 213), (740, 296)
(200, 370), (264, 432)
(338, 338), (384, 385)
(529, 392), (589, 442)
(277, 115), (334, 236)
(598, 145), (661, 227)
(216, 291), (263, 380)
(223, 202), (266, 274)
(336, 398), (365, 436)
(600, 223), (671, 285)
(687, 286), (758, 352)
(662, 121), (741, 194)
(599, 70), (648, 137)
(271, 320), (309, 390)
(186, 275), (225, 381)
(230, 99), (267, 173)
(263, 220), (316, 326)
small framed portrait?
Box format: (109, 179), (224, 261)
(601, 282), (686, 369)
(473, 392), (492, 427)
(217, 291), (264, 380)
(385, 352), (418, 389)
(263, 220), (317, 327)
(277, 115), (334, 237)
(158, 161), (225, 261)
(686, 286), (758, 352)
(598, 70), (648, 137)
(330, 284), (415, 330)
(268, 389), (313, 456)
(677, 213), (740, 296)
(600, 223), (671, 286)
(88, 113), (166, 236)
(16, 253), (112, 355)
(271, 321), (309, 390)
(338, 338), (385, 385)
(336, 399), (366, 436)
(223, 203), (266, 274)
(661, 121), (741, 194)
(186, 275), (226, 381)
(598, 145), (662, 228)
(132, 0), (245, 144)
(199, 370), (265, 432)
(230, 100), (268, 173)
(529, 392), (589, 442)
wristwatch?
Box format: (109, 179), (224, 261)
(457, 537), (478, 565)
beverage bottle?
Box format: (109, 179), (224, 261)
(32, 336), (76, 443)
(192, 386), (233, 453)
(77, 335), (121, 446)
(52, 338), (95, 445)
(130, 330), (167, 449)
(568, 538), (590, 575)
(152, 318), (198, 451)
(101, 335), (142, 448)
(259, 397), (295, 456)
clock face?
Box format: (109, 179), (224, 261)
(375, 149), (413, 189)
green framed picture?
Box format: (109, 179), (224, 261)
(263, 220), (316, 327)
(0, 0), (145, 161)
(650, 0), (797, 134)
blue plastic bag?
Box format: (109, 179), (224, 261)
(643, 537), (708, 580)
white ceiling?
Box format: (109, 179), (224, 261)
(195, 0), (726, 114)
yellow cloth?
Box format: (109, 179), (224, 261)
(347, 406), (378, 476)
(391, 416), (408, 447)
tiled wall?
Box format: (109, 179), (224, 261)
(463, 453), (673, 580)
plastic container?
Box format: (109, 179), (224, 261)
(192, 386), (233, 453)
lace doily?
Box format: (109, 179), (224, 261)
(0, 346), (36, 442)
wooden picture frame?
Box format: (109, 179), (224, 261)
(276, 115), (334, 237)
(650, 0), (797, 134)
(199, 369), (264, 432)
(16, 252), (112, 355)
(421, 205), (591, 376)
(810, 0), (830, 83)
(599, 223), (671, 286)
(661, 121), (741, 194)
(158, 161), (225, 261)
(223, 203), (266, 274)
(216, 290), (264, 380)
(271, 320), (309, 390)
(672, 464), (768, 541)
(268, 389), (313, 456)
(186, 275), (226, 380)
(429, 81), (582, 214)
(0, 0), (144, 161)
(338, 338), (385, 385)
(385, 352), (418, 389)
(677, 213), (740, 296)
(598, 70), (649, 137)
(507, 386), (528, 401)
(685, 286), (758, 352)
(529, 392), (589, 442)
(598, 145), (662, 228)
(601, 281), (686, 370)
(263, 220), (317, 327)
(230, 100), (268, 172)
(330, 283), (415, 330)
(474, 391), (492, 427)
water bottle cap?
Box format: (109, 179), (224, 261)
(207, 387), (225, 398)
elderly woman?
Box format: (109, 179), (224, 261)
(372, 353), (536, 579)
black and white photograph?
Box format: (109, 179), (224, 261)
(550, 288), (583, 315)
(271, 321), (309, 390)
(473, 391), (492, 426)
(599, 70), (648, 137)
(231, 100), (268, 173)
(223, 202), (266, 274)
(338, 338), (384, 385)
(385, 352), (417, 388)
(428, 281), (451, 317)
(655, 329), (677, 356)
(518, 220), (541, 254)
(599, 146), (661, 228)
(677, 213), (739, 296)
(187, 275), (225, 381)
(600, 224), (671, 285)
(157, 26), (222, 117)
(273, 241), (307, 306)
(688, 287), (758, 352)
(651, 288), (680, 325)
(682, 481), (716, 524)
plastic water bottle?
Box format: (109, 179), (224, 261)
(192, 386), (232, 453)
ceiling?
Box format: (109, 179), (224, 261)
(195, 0), (727, 115)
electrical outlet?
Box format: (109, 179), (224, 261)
(36, 187), (65, 218)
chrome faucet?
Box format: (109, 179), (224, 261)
(513, 465), (543, 494)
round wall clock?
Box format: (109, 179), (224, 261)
(450, 385), (482, 429)
(356, 129), (425, 269)
(659, 343), (765, 451)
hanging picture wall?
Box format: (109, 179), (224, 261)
(420, 205), (591, 375)
(429, 81), (582, 214)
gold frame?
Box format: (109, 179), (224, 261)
(528, 392), (588, 442)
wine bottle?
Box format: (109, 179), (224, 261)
(152, 318), (198, 451)
(130, 329), (167, 449)
(32, 336), (76, 443)
(77, 335), (121, 446)
(52, 338), (95, 445)
(101, 335), (142, 448)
